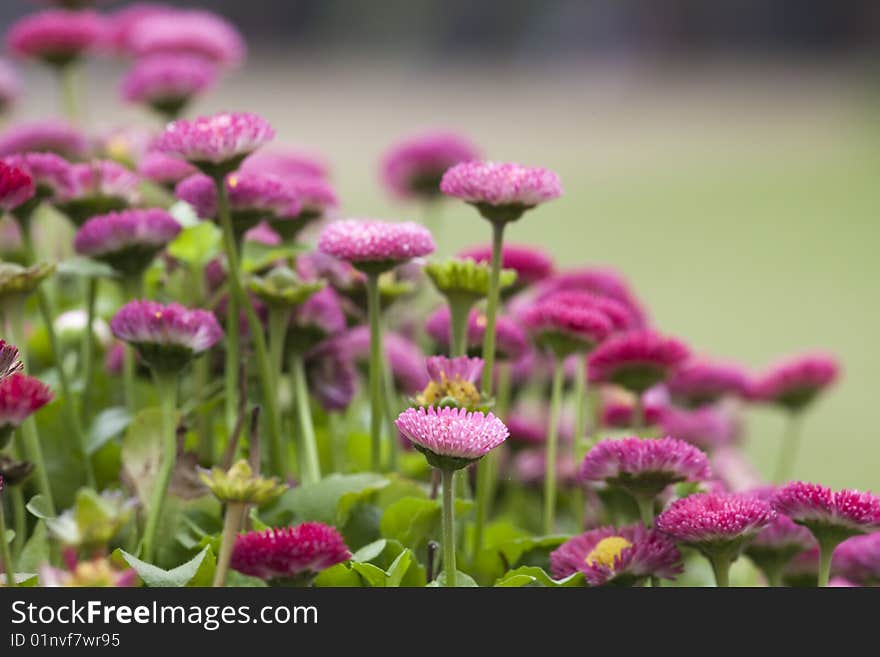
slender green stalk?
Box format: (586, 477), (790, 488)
(10, 487), (25, 558)
(7, 301), (55, 513)
(543, 357), (565, 535)
(193, 356), (212, 466)
(709, 553), (732, 588)
(214, 177), (284, 477)
(422, 201), (443, 252)
(383, 366), (399, 472)
(80, 278), (98, 418)
(447, 295), (471, 358)
(479, 221), (506, 395)
(570, 357), (588, 530)
(817, 538), (835, 588)
(632, 393), (644, 432)
(773, 413), (803, 483)
(0, 501), (15, 587)
(440, 468), (457, 587)
(329, 412), (345, 474)
(224, 287), (240, 433)
(290, 353), (320, 484)
(121, 275), (143, 416)
(267, 307), (288, 388)
(635, 495), (654, 527)
(58, 63), (81, 124)
(365, 272), (385, 472)
(141, 374), (177, 562)
(213, 502), (244, 587)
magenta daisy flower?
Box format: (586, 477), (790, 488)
(242, 150), (329, 181)
(381, 131), (480, 200)
(110, 300), (222, 374)
(127, 9), (246, 69)
(317, 219), (435, 274)
(58, 160), (141, 226)
(533, 267), (649, 328)
(425, 306), (529, 361)
(155, 112), (274, 177)
(588, 329), (690, 394)
(0, 162), (35, 213)
(511, 449), (579, 489)
(580, 436), (711, 520)
(231, 523), (351, 585)
(137, 151), (196, 189)
(667, 359), (752, 408)
(751, 353), (840, 413)
(0, 373), (53, 449)
(657, 492), (775, 586)
(395, 406), (509, 470)
(601, 388), (666, 429)
(74, 209), (181, 277)
(659, 405), (739, 452)
(833, 532), (880, 586)
(458, 243), (553, 290)
(105, 3), (174, 55)
(120, 53), (218, 119)
(3, 152), (75, 208)
(773, 482), (880, 545)
(0, 340), (23, 381)
(550, 524), (683, 586)
(521, 297), (612, 357)
(440, 161), (562, 224)
(289, 287), (346, 349)
(0, 120), (89, 160)
(0, 59), (21, 114)
(6, 10), (106, 68)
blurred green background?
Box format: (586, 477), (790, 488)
(4, 1), (879, 490)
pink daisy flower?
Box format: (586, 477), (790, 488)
(137, 151), (196, 189)
(6, 10), (106, 68)
(155, 112), (274, 177)
(657, 493), (775, 552)
(242, 150), (329, 181)
(550, 524), (683, 586)
(833, 532), (880, 586)
(667, 359), (752, 408)
(3, 152), (75, 206)
(120, 53), (218, 119)
(231, 523), (351, 585)
(773, 482), (880, 541)
(588, 329), (690, 394)
(511, 449), (579, 489)
(601, 387), (667, 429)
(0, 161), (35, 213)
(105, 3), (174, 55)
(317, 219), (435, 273)
(458, 243), (554, 289)
(110, 300), (222, 374)
(659, 405), (739, 452)
(57, 160), (141, 226)
(751, 353), (840, 412)
(521, 296), (612, 357)
(395, 406), (509, 470)
(0, 373), (53, 448)
(440, 161), (562, 224)
(74, 209), (181, 277)
(381, 131), (480, 200)
(0, 120), (89, 160)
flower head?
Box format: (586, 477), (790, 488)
(415, 356), (484, 410)
(773, 482), (880, 543)
(656, 492), (775, 557)
(155, 112), (274, 176)
(288, 287), (346, 351)
(127, 9), (246, 68)
(105, 3), (173, 54)
(231, 523), (351, 584)
(6, 10), (106, 68)
(580, 436), (711, 500)
(742, 487), (816, 580)
(0, 120), (89, 160)
(242, 150), (329, 181)
(382, 131), (480, 200)
(2, 152), (75, 208)
(833, 532), (880, 586)
(521, 297), (612, 357)
(550, 524), (683, 586)
(58, 160), (141, 226)
(0, 373), (53, 448)
(458, 243), (553, 289)
(511, 449), (579, 488)
(0, 161), (34, 212)
(425, 258), (516, 302)
(0, 340), (22, 380)
(425, 306), (528, 361)
(395, 406), (509, 470)
(751, 353), (839, 413)
(533, 267), (648, 328)
(73, 208), (180, 276)
(440, 161), (562, 223)
(588, 330), (690, 393)
(659, 405), (739, 452)
(137, 151), (196, 188)
(248, 266), (324, 309)
(0, 261), (54, 302)
(199, 459), (286, 505)
(110, 300), (222, 374)
(121, 53), (217, 118)
(317, 219), (435, 273)
(667, 359), (752, 408)
(45, 489), (136, 550)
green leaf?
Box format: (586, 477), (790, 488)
(167, 222), (221, 266)
(385, 550), (412, 588)
(121, 408), (169, 509)
(85, 407), (132, 455)
(494, 566), (584, 587)
(26, 494), (54, 520)
(1, 573), (38, 586)
(118, 546), (210, 587)
(56, 257), (118, 280)
(263, 473), (388, 526)
(2, 529), (12, 544)
(241, 241), (305, 273)
(16, 521), (49, 573)
(428, 571), (479, 587)
(352, 539), (387, 563)
(350, 561), (389, 587)
(313, 563), (365, 588)
(168, 200), (202, 228)
(187, 545), (216, 587)
(380, 496), (472, 552)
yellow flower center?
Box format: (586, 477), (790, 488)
(415, 374), (481, 409)
(585, 536), (632, 569)
(228, 175), (239, 188)
(474, 313), (487, 329)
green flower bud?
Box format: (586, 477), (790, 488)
(425, 258), (516, 301)
(199, 459), (287, 505)
(46, 488), (137, 550)
(248, 266), (325, 308)
(0, 261), (54, 303)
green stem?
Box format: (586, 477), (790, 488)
(189, 265), (213, 466)
(267, 307), (288, 388)
(141, 374), (177, 562)
(0, 501), (15, 587)
(495, 361), (512, 418)
(543, 357), (565, 535)
(472, 456), (491, 558)
(365, 272), (385, 472)
(709, 553), (732, 588)
(447, 295), (472, 358)
(817, 538), (835, 588)
(329, 412), (345, 474)
(773, 413), (803, 483)
(10, 487), (25, 558)
(632, 393), (644, 432)
(58, 62), (81, 124)
(80, 278), (97, 419)
(214, 176), (284, 478)
(7, 301), (55, 513)
(570, 357), (588, 530)
(213, 502), (244, 587)
(290, 353), (320, 484)
(224, 285), (240, 433)
(440, 468), (456, 587)
(383, 365), (399, 472)
(121, 275), (143, 416)
(479, 221), (506, 395)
